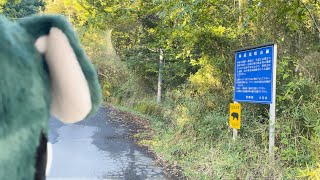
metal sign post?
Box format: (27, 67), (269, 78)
(234, 43), (277, 160)
(269, 44), (277, 161)
(233, 128), (238, 141)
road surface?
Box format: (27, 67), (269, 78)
(47, 107), (171, 180)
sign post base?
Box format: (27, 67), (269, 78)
(233, 128), (238, 141)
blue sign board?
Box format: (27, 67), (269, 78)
(234, 44), (275, 104)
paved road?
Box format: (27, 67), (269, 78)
(47, 107), (171, 180)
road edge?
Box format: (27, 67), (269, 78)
(105, 105), (187, 180)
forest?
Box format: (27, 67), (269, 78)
(1, 0), (320, 179)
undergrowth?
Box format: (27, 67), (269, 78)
(94, 53), (320, 179)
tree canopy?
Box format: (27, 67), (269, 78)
(1, 0), (45, 18)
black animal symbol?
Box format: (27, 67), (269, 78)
(231, 112), (239, 120)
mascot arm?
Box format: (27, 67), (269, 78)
(18, 15), (102, 123)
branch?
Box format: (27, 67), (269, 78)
(301, 1), (320, 33)
(77, 1), (93, 14)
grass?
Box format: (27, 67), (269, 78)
(108, 101), (287, 179)
(297, 163), (320, 180)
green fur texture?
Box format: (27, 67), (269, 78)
(0, 14), (102, 179)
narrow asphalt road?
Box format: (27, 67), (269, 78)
(47, 107), (171, 180)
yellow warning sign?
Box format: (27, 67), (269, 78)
(230, 103), (241, 129)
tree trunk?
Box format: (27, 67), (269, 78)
(238, 0), (242, 29)
(238, 0), (249, 43)
(157, 48), (164, 103)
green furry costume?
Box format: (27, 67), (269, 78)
(0, 14), (102, 180)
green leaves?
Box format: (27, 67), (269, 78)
(2, 0), (45, 18)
